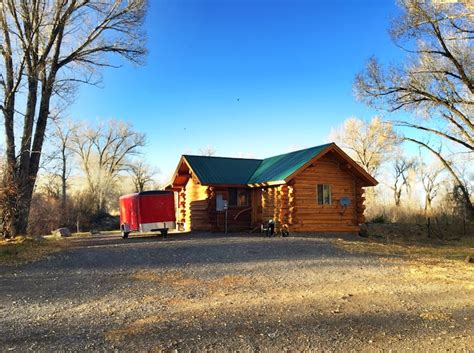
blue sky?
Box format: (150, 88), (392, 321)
(68, 0), (404, 183)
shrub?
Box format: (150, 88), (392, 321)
(28, 194), (61, 236)
(370, 214), (387, 223)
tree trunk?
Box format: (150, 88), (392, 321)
(11, 182), (35, 235)
(60, 143), (68, 225)
(11, 76), (40, 236)
(424, 195), (432, 213)
(394, 189), (402, 207)
(61, 147), (67, 207)
(10, 70), (56, 236)
(18, 77), (39, 187)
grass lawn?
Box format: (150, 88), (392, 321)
(0, 236), (69, 266)
(333, 233), (474, 261)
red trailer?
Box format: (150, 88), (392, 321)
(119, 191), (176, 238)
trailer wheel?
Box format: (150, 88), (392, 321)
(122, 231), (129, 239)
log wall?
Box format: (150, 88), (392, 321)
(209, 188), (252, 231)
(355, 181), (366, 224)
(178, 180), (253, 231)
(251, 185), (290, 230)
(291, 154), (360, 233)
(182, 176), (209, 231)
(251, 154), (366, 233)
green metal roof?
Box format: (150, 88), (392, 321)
(183, 155), (262, 185)
(248, 144), (332, 184)
(183, 143), (332, 185)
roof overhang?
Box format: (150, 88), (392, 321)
(201, 183), (249, 188)
(248, 180), (286, 188)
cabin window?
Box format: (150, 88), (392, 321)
(317, 184), (332, 205)
(228, 188), (249, 207)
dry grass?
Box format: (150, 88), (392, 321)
(0, 236), (69, 266)
(333, 236), (474, 261)
(335, 235), (474, 292)
(403, 258), (474, 290)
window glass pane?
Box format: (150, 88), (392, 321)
(228, 189), (237, 206)
(237, 189), (248, 206)
(323, 185), (331, 204)
(317, 185), (324, 205)
(317, 184), (331, 205)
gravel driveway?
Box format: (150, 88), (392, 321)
(1, 232), (472, 351)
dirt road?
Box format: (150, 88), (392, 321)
(1, 232), (472, 351)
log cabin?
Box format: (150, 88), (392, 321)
(167, 143), (377, 233)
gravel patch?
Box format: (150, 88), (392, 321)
(1, 232), (472, 351)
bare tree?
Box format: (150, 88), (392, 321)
(354, 0), (473, 215)
(330, 116), (400, 176)
(0, 0), (147, 236)
(420, 162), (443, 212)
(199, 146), (217, 157)
(44, 118), (77, 210)
(128, 159), (158, 192)
(71, 119), (145, 212)
(390, 156), (416, 207)
(40, 173), (62, 200)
